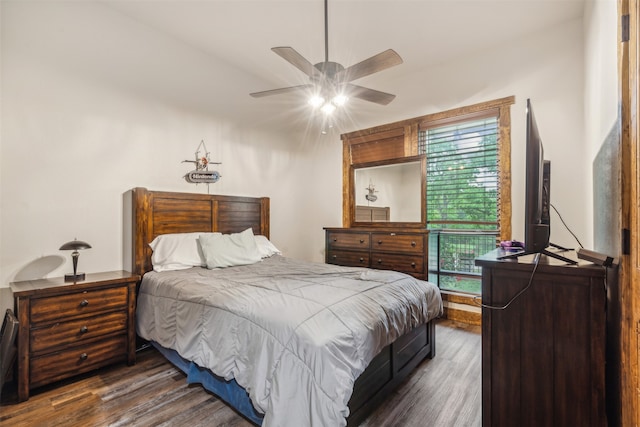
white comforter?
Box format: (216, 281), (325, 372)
(136, 255), (442, 427)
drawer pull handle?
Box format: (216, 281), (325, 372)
(79, 353), (88, 361)
(333, 238), (337, 242)
(80, 326), (89, 334)
(359, 258), (364, 263)
(332, 255), (337, 259)
(359, 239), (364, 244)
(411, 262), (416, 268)
(411, 241), (416, 247)
(80, 299), (89, 307)
(378, 240), (383, 245)
(377, 259), (382, 264)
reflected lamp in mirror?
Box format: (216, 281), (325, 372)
(59, 239), (92, 282)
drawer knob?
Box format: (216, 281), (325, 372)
(79, 299), (89, 307)
(80, 326), (89, 334)
(333, 238), (337, 242)
(359, 258), (364, 263)
(378, 240), (383, 245)
(377, 259), (382, 264)
(411, 262), (416, 268)
(332, 255), (337, 259)
(359, 239), (364, 244)
(79, 353), (88, 361)
(411, 241), (416, 247)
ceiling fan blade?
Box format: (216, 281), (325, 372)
(271, 47), (321, 78)
(336, 49), (403, 82)
(346, 84), (397, 105)
(250, 84), (313, 98)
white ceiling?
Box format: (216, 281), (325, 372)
(101, 0), (585, 136)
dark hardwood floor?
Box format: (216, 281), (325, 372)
(0, 320), (481, 427)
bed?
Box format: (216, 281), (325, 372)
(130, 187), (442, 426)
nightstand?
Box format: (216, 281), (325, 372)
(10, 270), (140, 401)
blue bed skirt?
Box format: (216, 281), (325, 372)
(152, 342), (264, 425)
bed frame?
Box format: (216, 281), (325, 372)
(130, 187), (436, 426)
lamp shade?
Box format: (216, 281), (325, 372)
(59, 240), (92, 251)
(59, 239), (92, 282)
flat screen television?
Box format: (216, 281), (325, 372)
(501, 99), (575, 264)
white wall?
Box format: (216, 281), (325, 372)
(584, 1), (618, 159)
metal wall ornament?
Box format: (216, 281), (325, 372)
(365, 180), (378, 202)
(182, 140), (222, 192)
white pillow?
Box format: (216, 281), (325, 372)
(254, 235), (281, 258)
(149, 232), (219, 272)
(199, 228), (262, 268)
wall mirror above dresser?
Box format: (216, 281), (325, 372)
(353, 157), (425, 226)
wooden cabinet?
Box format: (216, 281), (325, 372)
(475, 249), (606, 426)
(11, 270), (139, 401)
(325, 228), (428, 279)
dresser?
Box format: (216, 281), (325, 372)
(475, 249), (606, 426)
(11, 270), (139, 401)
(324, 228), (428, 279)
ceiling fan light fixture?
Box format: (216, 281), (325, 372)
(249, 0), (403, 123)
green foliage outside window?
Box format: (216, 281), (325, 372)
(422, 117), (500, 294)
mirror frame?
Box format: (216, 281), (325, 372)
(347, 155), (427, 228)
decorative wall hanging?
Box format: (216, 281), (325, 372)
(182, 140), (221, 193)
(365, 180), (378, 202)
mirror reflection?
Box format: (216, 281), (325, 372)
(354, 161), (422, 222)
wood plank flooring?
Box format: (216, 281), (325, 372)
(0, 320), (481, 426)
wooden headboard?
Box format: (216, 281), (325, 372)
(131, 187), (270, 277)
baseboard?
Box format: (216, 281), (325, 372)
(441, 291), (482, 325)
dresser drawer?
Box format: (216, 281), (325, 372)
(371, 253), (425, 275)
(327, 232), (370, 250)
(30, 286), (128, 324)
(30, 311), (128, 354)
(30, 334), (128, 388)
(371, 233), (424, 254)
(327, 250), (370, 267)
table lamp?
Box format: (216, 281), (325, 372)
(59, 239), (92, 282)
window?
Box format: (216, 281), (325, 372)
(419, 98), (514, 294)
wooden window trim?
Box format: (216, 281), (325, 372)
(341, 96), (514, 242)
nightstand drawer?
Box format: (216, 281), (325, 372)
(30, 334), (128, 388)
(327, 250), (370, 267)
(371, 234), (424, 254)
(371, 253), (425, 275)
(327, 232), (370, 250)
(30, 286), (128, 324)
(30, 311), (128, 354)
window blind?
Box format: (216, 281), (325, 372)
(419, 117), (500, 230)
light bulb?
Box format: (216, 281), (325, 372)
(309, 95), (325, 108)
(333, 94), (348, 106)
(321, 102), (336, 115)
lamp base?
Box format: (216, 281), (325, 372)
(64, 272), (86, 282)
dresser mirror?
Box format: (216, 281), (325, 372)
(352, 156), (426, 226)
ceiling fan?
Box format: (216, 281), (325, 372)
(250, 0), (403, 113)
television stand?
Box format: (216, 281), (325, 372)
(476, 249), (606, 426)
(498, 243), (577, 264)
